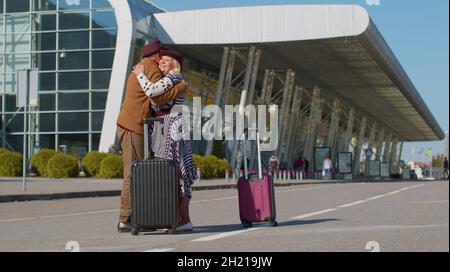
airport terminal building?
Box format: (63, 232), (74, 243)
(0, 0), (444, 175)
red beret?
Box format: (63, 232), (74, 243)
(159, 49), (184, 70)
(142, 40), (164, 58)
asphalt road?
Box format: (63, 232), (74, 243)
(0, 181), (448, 252)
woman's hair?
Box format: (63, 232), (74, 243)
(161, 56), (181, 74)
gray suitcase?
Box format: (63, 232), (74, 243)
(130, 117), (180, 235)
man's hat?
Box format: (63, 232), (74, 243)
(142, 40), (164, 58)
(159, 49), (184, 70)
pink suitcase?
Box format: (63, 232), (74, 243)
(237, 130), (277, 228)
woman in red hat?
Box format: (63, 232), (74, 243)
(133, 49), (196, 232)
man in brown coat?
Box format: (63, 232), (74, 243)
(116, 40), (187, 232)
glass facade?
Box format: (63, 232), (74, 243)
(0, 0), (117, 157)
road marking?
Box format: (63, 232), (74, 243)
(366, 195), (387, 200)
(290, 209), (338, 220)
(143, 248), (175, 252)
(0, 209), (119, 223)
(192, 228), (263, 242)
(338, 200), (368, 208)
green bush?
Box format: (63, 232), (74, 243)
(30, 149), (58, 176)
(98, 155), (123, 179)
(0, 148), (11, 156)
(0, 152), (23, 177)
(216, 159), (231, 178)
(192, 154), (203, 170)
(82, 151), (110, 177)
(201, 155), (222, 179)
(47, 154), (79, 178)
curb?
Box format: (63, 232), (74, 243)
(0, 179), (438, 203)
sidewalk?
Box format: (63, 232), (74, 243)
(0, 176), (429, 203)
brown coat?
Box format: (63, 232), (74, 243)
(116, 58), (185, 135)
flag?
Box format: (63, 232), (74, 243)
(425, 147), (432, 156)
(418, 148), (424, 155)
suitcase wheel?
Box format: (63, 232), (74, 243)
(269, 220), (278, 227)
(131, 227), (140, 236)
(241, 221), (252, 228)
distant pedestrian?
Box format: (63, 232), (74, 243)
(322, 156), (333, 180)
(269, 153), (279, 175)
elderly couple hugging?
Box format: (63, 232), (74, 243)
(116, 40), (196, 233)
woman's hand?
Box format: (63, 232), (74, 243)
(132, 63), (145, 76)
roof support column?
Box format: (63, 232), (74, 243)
(230, 47), (257, 171)
(397, 142), (404, 165)
(246, 49), (261, 105)
(341, 108), (355, 153)
(303, 87), (322, 166)
(374, 129), (385, 161)
(353, 116), (367, 176)
(390, 140), (399, 173)
(285, 86), (304, 164)
(383, 134), (392, 163)
(205, 47), (230, 156)
(364, 123), (377, 176)
(326, 98), (341, 162)
(276, 70), (295, 162)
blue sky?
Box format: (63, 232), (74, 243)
(151, 0), (449, 162)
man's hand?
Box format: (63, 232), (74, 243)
(179, 80), (189, 94)
(132, 63), (145, 76)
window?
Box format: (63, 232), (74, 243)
(58, 133), (88, 157)
(92, 29), (117, 49)
(92, 91), (107, 109)
(36, 33), (56, 51)
(37, 53), (56, 71)
(58, 92), (88, 110)
(92, 133), (101, 151)
(34, 0), (57, 11)
(59, 71), (88, 90)
(91, 71), (111, 90)
(5, 0), (30, 13)
(39, 94), (55, 111)
(58, 51), (89, 70)
(36, 14), (56, 31)
(38, 113), (55, 132)
(59, 12), (89, 30)
(59, 31), (89, 50)
(37, 134), (55, 149)
(92, 0), (111, 9)
(6, 135), (23, 151)
(92, 50), (114, 69)
(4, 114), (23, 132)
(58, 0), (89, 10)
(92, 111), (104, 131)
(92, 11), (116, 29)
(58, 112), (88, 131)
(39, 73), (56, 91)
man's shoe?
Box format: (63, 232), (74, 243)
(175, 222), (193, 232)
(117, 222), (132, 233)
